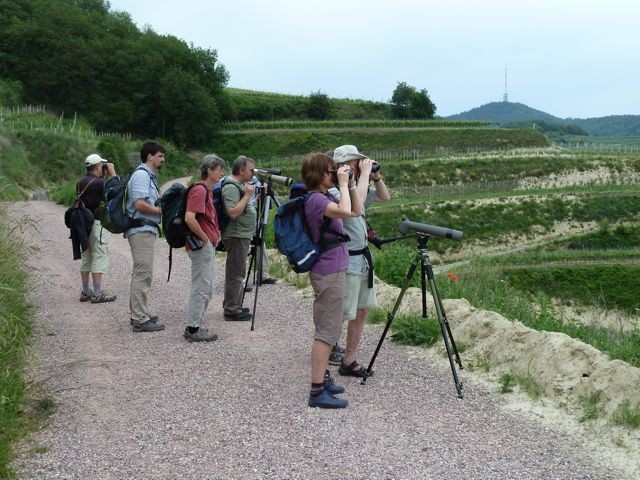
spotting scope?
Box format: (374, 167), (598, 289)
(399, 218), (463, 241)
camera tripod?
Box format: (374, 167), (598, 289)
(362, 233), (464, 398)
(241, 181), (281, 330)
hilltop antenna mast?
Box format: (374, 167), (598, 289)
(503, 66), (509, 102)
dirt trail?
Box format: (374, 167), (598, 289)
(8, 200), (638, 479)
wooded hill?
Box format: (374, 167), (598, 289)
(448, 101), (640, 137)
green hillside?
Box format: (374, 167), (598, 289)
(449, 101), (640, 138)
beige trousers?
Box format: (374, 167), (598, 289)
(128, 231), (156, 324)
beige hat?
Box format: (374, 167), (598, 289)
(333, 145), (366, 164)
(85, 153), (107, 167)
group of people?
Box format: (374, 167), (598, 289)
(74, 140), (389, 409)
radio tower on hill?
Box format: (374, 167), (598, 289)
(503, 66), (509, 102)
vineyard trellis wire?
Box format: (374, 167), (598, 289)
(0, 104), (131, 140)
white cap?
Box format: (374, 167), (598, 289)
(85, 153), (107, 167)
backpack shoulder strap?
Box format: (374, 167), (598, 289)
(76, 177), (98, 201)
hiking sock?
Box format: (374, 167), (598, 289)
(187, 326), (199, 334)
(93, 283), (101, 295)
(310, 382), (324, 396)
(82, 280), (90, 293)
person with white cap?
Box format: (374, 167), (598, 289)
(76, 153), (117, 303)
(329, 145), (390, 378)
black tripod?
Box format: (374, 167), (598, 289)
(242, 182), (281, 331)
(362, 233), (464, 398)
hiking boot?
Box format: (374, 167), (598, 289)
(79, 290), (94, 302)
(224, 311), (252, 321)
(130, 315), (159, 326)
(132, 320), (166, 332)
(324, 375), (345, 395)
(308, 390), (348, 409)
(183, 327), (218, 343)
(90, 291), (117, 303)
(328, 345), (344, 366)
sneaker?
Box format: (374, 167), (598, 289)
(328, 345), (344, 366)
(224, 311), (252, 321)
(183, 327), (218, 343)
(79, 290), (94, 302)
(323, 375), (345, 395)
(90, 291), (117, 303)
(132, 320), (166, 332)
(308, 390), (348, 409)
(334, 344), (345, 355)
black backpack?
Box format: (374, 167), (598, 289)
(274, 193), (349, 273)
(97, 167), (154, 234)
(158, 182), (209, 281)
(64, 177), (98, 260)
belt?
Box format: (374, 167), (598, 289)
(348, 246), (373, 288)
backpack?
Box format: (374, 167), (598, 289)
(158, 182), (208, 248)
(273, 193), (349, 273)
(97, 167), (153, 234)
(64, 177), (98, 260)
(212, 178), (242, 252)
(157, 182), (209, 281)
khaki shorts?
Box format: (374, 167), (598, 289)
(80, 221), (110, 273)
(309, 270), (346, 345)
(343, 271), (377, 321)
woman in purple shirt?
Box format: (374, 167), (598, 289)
(301, 152), (362, 409)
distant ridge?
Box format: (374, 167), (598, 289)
(447, 101), (640, 137)
(447, 101), (562, 124)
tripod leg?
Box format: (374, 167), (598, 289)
(241, 246), (254, 307)
(420, 258), (428, 318)
(426, 268), (464, 399)
(362, 254), (419, 385)
(250, 239), (263, 331)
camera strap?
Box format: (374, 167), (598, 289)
(348, 246), (373, 288)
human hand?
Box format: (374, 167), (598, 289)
(244, 183), (257, 195)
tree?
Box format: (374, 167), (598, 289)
(390, 82), (436, 119)
(307, 90), (331, 120)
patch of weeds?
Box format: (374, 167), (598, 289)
(612, 435), (626, 448)
(469, 330), (478, 339)
(513, 373), (543, 400)
(499, 372), (515, 393)
(611, 400), (640, 428)
(391, 314), (440, 346)
(468, 352), (491, 372)
(30, 445), (49, 455)
(367, 308), (386, 325)
(455, 341), (467, 353)
(578, 391), (602, 423)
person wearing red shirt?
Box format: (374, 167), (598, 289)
(183, 154), (225, 342)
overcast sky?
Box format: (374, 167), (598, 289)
(108, 0), (639, 119)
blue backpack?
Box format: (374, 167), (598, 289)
(274, 193), (349, 273)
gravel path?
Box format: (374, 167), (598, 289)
(9, 200), (627, 479)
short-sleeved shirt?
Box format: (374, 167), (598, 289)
(185, 182), (220, 251)
(125, 164), (160, 238)
(221, 178), (256, 240)
(304, 191), (348, 275)
(76, 174), (105, 218)
(329, 186), (379, 275)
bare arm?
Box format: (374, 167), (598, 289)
(324, 166), (353, 219)
(226, 183), (256, 219)
(134, 198), (161, 216)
